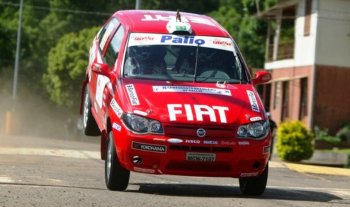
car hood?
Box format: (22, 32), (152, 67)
(117, 79), (266, 125)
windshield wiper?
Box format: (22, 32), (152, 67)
(193, 43), (200, 83)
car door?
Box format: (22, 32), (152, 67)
(95, 24), (125, 125)
(89, 17), (120, 112)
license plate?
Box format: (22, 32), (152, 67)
(186, 152), (216, 162)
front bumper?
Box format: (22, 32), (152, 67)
(113, 130), (271, 178)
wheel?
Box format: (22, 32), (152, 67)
(105, 131), (130, 191)
(239, 163), (268, 196)
(82, 84), (100, 136)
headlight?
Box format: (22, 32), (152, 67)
(122, 113), (164, 134)
(237, 120), (269, 139)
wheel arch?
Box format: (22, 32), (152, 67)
(101, 116), (112, 160)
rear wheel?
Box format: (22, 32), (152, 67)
(105, 131), (130, 191)
(82, 85), (100, 136)
(239, 163), (268, 196)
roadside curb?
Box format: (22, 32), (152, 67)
(285, 162), (350, 176)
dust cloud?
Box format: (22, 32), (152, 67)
(0, 74), (95, 142)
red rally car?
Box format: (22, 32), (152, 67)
(80, 10), (272, 196)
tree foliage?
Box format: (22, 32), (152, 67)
(43, 26), (100, 109)
(0, 0), (278, 108)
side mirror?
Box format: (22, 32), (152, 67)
(252, 71), (271, 85)
(91, 63), (110, 78)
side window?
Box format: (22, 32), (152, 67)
(98, 18), (119, 51)
(104, 26), (125, 68)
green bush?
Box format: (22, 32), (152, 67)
(314, 126), (342, 144)
(336, 125), (350, 142)
(276, 121), (314, 162)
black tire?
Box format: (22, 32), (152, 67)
(239, 163), (268, 196)
(105, 131), (130, 191)
(82, 85), (100, 136)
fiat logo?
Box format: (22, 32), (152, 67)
(197, 128), (206, 137)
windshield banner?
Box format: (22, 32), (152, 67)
(128, 33), (236, 52)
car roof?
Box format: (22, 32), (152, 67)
(113, 10), (231, 37)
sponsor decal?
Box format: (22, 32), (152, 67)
(110, 98), (123, 118)
(161, 35), (205, 45)
(168, 104), (229, 123)
(203, 140), (218, 145)
(240, 172), (259, 177)
(134, 167), (155, 174)
(125, 84), (140, 106)
(221, 141), (235, 145)
(153, 138), (166, 142)
(238, 141), (250, 146)
(153, 86), (231, 96)
(247, 90), (260, 112)
(133, 36), (155, 41)
(127, 33), (236, 52)
(167, 138), (183, 144)
(185, 139), (201, 144)
(112, 123), (122, 131)
(213, 39), (232, 47)
(132, 142), (166, 153)
(250, 116), (262, 122)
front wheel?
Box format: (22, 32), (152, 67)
(105, 131), (130, 191)
(239, 163), (268, 196)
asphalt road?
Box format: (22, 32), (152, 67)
(0, 135), (349, 207)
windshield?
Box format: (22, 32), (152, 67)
(123, 33), (248, 83)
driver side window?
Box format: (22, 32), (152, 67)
(104, 26), (124, 68)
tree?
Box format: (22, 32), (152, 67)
(141, 0), (219, 14)
(210, 0), (276, 68)
(43, 26), (100, 109)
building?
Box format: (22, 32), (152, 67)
(258, 0), (350, 133)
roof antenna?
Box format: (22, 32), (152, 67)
(176, 10), (181, 22)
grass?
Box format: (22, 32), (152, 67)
(319, 149), (350, 154)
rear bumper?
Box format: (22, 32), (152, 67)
(114, 131), (271, 178)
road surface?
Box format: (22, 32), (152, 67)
(0, 135), (349, 207)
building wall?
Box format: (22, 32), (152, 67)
(316, 0), (350, 67)
(267, 65), (313, 127)
(293, 0), (318, 66)
(313, 65), (350, 133)
(265, 0), (319, 70)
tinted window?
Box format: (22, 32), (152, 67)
(124, 45), (244, 83)
(104, 26), (124, 68)
(98, 18), (119, 51)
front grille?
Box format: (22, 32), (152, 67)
(169, 145), (233, 153)
(166, 162), (231, 172)
(164, 125), (236, 138)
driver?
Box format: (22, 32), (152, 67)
(125, 46), (166, 76)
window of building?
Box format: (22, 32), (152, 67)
(104, 26), (124, 68)
(299, 78), (308, 119)
(281, 81), (289, 121)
